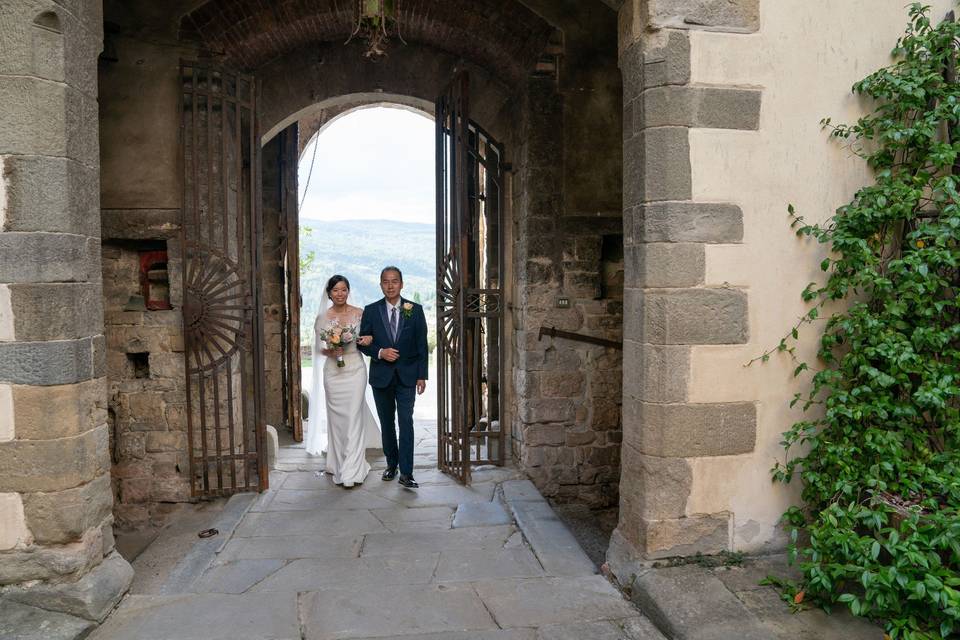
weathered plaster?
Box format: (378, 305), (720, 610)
(683, 0), (956, 551)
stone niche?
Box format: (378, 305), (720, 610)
(101, 226), (190, 530)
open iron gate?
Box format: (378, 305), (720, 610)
(180, 61), (267, 497)
(436, 72), (506, 484)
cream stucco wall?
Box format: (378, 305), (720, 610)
(684, 0), (956, 551)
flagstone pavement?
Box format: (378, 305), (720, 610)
(89, 422), (663, 640)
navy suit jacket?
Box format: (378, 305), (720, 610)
(358, 298), (429, 389)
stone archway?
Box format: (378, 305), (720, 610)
(96, 0), (625, 534)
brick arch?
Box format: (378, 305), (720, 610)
(257, 40), (516, 144)
(179, 0), (556, 85)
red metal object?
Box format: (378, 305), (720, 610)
(139, 250), (172, 311)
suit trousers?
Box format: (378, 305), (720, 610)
(372, 375), (416, 476)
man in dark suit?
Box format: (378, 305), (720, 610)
(358, 266), (429, 488)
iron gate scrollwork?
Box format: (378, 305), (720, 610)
(180, 61), (266, 497)
(436, 71), (506, 484)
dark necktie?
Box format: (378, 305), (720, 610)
(390, 306), (398, 342)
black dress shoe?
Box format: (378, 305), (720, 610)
(382, 468), (398, 481)
(398, 474), (419, 489)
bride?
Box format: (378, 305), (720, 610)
(304, 275), (381, 487)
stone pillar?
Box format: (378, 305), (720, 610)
(0, 0), (132, 622)
(610, 0), (761, 571)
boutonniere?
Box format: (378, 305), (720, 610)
(401, 302), (414, 319)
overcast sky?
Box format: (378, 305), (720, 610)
(297, 107), (435, 225)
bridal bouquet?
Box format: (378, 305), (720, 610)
(318, 320), (357, 368)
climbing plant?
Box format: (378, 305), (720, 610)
(768, 5), (960, 638)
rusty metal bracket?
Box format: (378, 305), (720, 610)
(538, 326), (622, 350)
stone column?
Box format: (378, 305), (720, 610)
(0, 0), (132, 623)
(610, 0), (762, 571)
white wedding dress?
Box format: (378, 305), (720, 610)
(304, 308), (381, 486)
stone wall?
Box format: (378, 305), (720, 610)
(100, 209), (189, 529)
(504, 2), (624, 509)
(610, 0), (761, 566)
(608, 0), (956, 577)
(0, 0), (132, 620)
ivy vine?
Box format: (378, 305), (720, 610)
(770, 5), (960, 638)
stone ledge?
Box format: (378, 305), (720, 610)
(622, 398), (757, 457)
(100, 209), (181, 240)
(631, 564), (769, 640)
(504, 489), (597, 577)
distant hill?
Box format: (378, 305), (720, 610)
(299, 219), (436, 341)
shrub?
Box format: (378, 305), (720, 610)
(769, 5), (960, 638)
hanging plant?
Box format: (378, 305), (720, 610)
(763, 4), (960, 639)
(345, 0), (406, 60)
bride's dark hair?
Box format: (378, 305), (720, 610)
(325, 275), (350, 300)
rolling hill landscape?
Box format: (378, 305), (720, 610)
(298, 219), (436, 342)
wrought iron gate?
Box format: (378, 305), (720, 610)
(277, 126), (303, 442)
(436, 72), (506, 484)
(180, 61), (266, 497)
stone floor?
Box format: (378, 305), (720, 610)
(88, 425), (663, 640)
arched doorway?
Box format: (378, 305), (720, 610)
(98, 0), (624, 543)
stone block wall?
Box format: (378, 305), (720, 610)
(610, 0), (761, 566)
(99, 209), (190, 529)
(0, 0), (132, 619)
(510, 76), (625, 509)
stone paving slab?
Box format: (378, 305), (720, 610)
(215, 533), (362, 562)
(0, 599), (95, 640)
(278, 471), (343, 490)
(735, 584), (881, 640)
(190, 559), (286, 594)
(370, 506), (454, 532)
(501, 480), (546, 503)
(506, 500), (596, 577)
(300, 583), (498, 639)
(360, 525), (516, 556)
(360, 481), (497, 507)
(631, 565), (769, 640)
(453, 501), (513, 528)
(88, 593), (299, 640)
(233, 509), (386, 538)
(435, 548), (545, 582)
(265, 489), (400, 511)
(158, 493), (257, 596)
(473, 576), (638, 629)
(536, 617), (666, 640)
(252, 554), (440, 592)
(355, 631), (535, 640)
